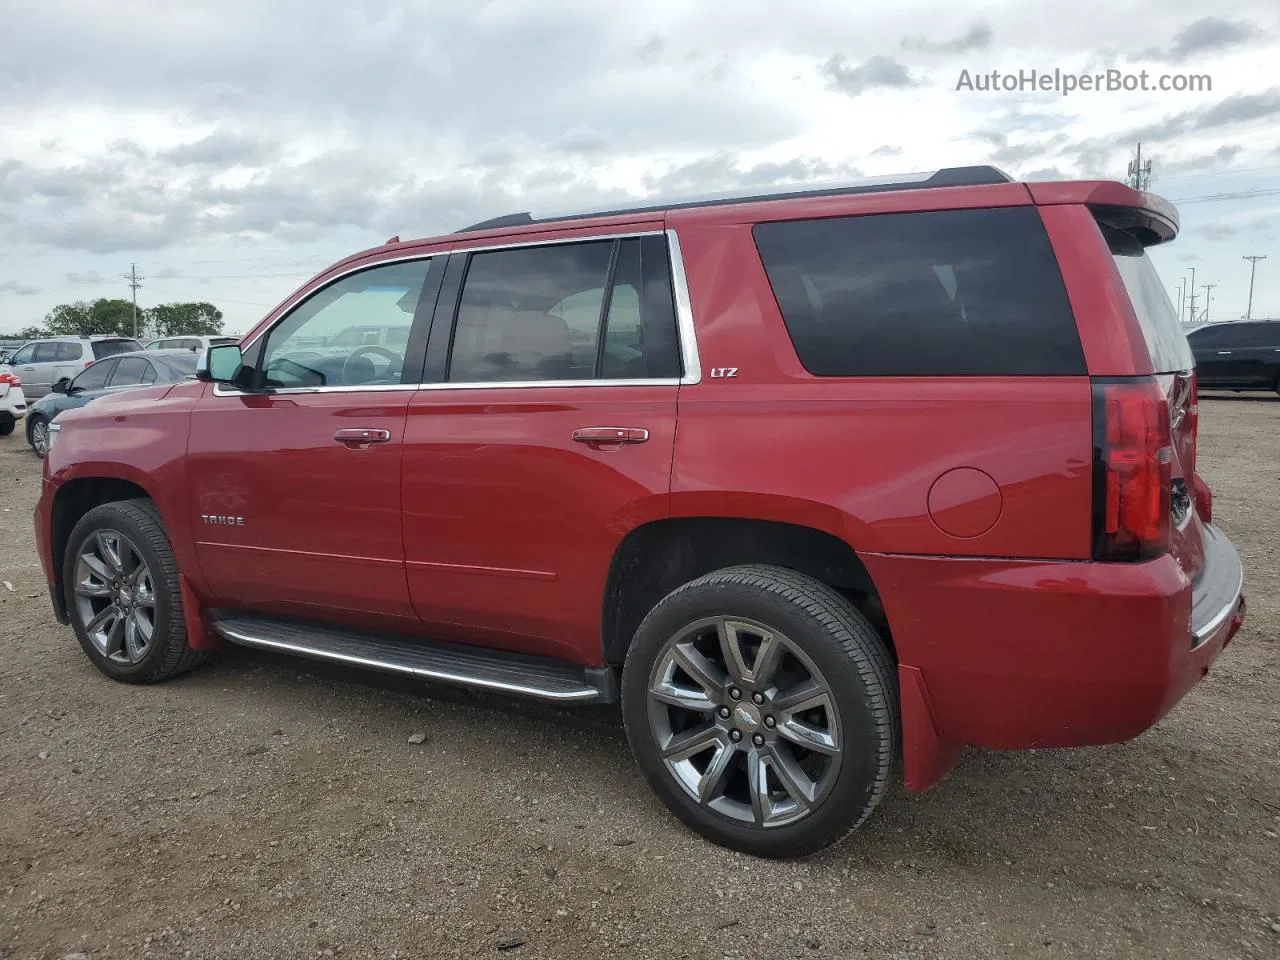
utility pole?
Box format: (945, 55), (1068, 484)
(1186, 266), (1197, 325)
(1243, 255), (1267, 320)
(1127, 142), (1153, 191)
(1176, 281), (1184, 323)
(123, 263), (144, 339)
(1201, 283), (1216, 323)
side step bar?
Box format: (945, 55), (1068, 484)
(211, 615), (617, 704)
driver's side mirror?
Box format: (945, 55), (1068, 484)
(50, 378), (70, 395)
(196, 343), (244, 385)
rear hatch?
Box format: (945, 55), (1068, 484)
(1097, 218), (1204, 582)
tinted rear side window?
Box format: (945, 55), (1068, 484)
(92, 339), (143, 359)
(1102, 226), (1193, 373)
(753, 207), (1085, 376)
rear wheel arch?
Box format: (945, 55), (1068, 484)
(600, 517), (891, 668)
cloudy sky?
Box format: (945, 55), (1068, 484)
(2, 0), (1278, 333)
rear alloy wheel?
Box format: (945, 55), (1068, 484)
(28, 415), (50, 457)
(622, 565), (898, 858)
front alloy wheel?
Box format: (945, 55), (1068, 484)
(29, 416), (50, 457)
(647, 616), (841, 828)
(72, 529), (158, 665)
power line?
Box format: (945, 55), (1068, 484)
(1168, 187), (1280, 204)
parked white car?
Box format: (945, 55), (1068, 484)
(144, 334), (240, 353)
(0, 369), (27, 436)
(2, 336), (144, 398)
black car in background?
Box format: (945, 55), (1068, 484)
(1187, 321), (1280, 394)
(25, 349), (198, 456)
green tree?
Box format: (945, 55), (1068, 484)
(147, 302), (225, 337)
(43, 299), (138, 337)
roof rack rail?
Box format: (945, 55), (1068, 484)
(455, 165), (1013, 234)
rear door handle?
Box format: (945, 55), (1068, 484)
(572, 426), (649, 445)
(334, 428), (391, 447)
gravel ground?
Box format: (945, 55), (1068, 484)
(1, 396), (1278, 960)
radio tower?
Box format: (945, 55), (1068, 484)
(1127, 143), (1153, 191)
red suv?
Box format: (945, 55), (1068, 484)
(34, 166), (1245, 857)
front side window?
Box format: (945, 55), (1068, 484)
(72, 360), (114, 392)
(448, 236), (681, 383)
(259, 259), (432, 389)
(10, 344), (35, 364)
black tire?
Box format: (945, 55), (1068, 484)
(0, 413), (13, 436)
(621, 564), (898, 858)
(26, 414), (49, 457)
(62, 498), (207, 683)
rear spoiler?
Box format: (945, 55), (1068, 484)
(1027, 181), (1178, 246)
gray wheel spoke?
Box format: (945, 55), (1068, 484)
(766, 743), (818, 807)
(84, 603), (119, 637)
(133, 606), (155, 642)
(670, 642), (726, 699)
(718, 619), (783, 686)
(124, 614), (146, 661)
(81, 553), (113, 584)
(650, 680), (716, 712)
(747, 750), (771, 826)
(777, 716), (839, 755)
(101, 610), (126, 658)
(661, 723), (722, 761)
(75, 578), (112, 599)
(771, 678), (826, 713)
(96, 532), (124, 574)
(697, 741), (736, 803)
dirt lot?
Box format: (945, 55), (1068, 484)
(1, 398), (1278, 960)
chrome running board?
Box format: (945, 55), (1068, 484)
(211, 615), (616, 704)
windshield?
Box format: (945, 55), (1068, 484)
(1102, 226), (1194, 373)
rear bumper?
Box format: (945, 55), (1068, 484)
(864, 526), (1244, 791)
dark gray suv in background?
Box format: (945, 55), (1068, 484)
(1188, 321), (1280, 394)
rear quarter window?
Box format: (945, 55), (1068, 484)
(1103, 227), (1193, 373)
(753, 206), (1086, 376)
(92, 339), (143, 359)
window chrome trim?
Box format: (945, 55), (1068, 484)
(666, 228), (702, 385)
(215, 228), (703, 397)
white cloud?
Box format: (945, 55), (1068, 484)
(1, 0), (1279, 329)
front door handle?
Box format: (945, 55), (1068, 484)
(572, 426), (649, 445)
(334, 427), (391, 447)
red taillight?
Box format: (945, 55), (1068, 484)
(1092, 377), (1173, 561)
(1187, 371), (1199, 478)
(0, 372), (19, 387)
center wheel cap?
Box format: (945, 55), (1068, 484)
(732, 701), (763, 730)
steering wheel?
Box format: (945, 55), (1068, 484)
(342, 345), (403, 383)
